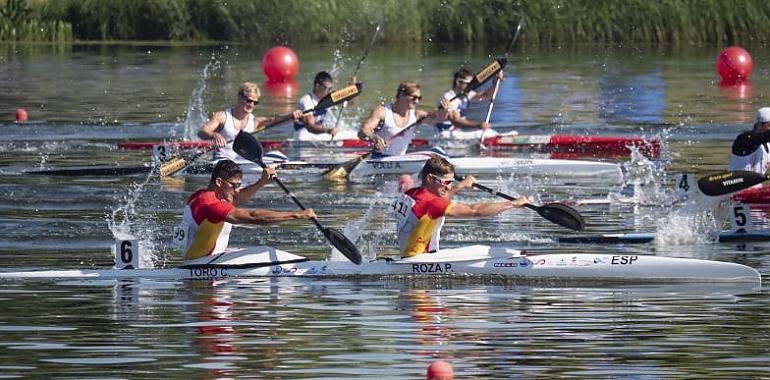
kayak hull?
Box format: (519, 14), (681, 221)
(0, 245), (760, 283)
(348, 153), (623, 182)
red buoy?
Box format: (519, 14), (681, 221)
(15, 108), (28, 122)
(426, 361), (453, 380)
(262, 46), (299, 83)
(716, 46), (753, 83)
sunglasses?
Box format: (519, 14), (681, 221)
(223, 178), (242, 188)
(405, 94), (422, 101)
(428, 173), (454, 186)
(316, 83), (334, 93)
(457, 79), (472, 84)
(240, 95), (260, 105)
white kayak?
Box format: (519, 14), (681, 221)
(0, 245), (759, 283)
(345, 148), (624, 182)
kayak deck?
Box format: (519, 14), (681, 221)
(0, 245), (760, 284)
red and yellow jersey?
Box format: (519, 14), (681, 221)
(182, 190), (235, 260)
(393, 187), (454, 257)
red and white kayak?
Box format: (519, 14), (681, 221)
(733, 184), (770, 205)
(118, 134), (660, 157)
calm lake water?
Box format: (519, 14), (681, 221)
(1, 41), (770, 379)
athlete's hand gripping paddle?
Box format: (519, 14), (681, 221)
(233, 130), (363, 265)
(456, 175), (585, 231)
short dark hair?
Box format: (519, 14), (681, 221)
(419, 155), (455, 181)
(314, 71), (333, 85)
(210, 159), (242, 186)
(453, 68), (473, 85)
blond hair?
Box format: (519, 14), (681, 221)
(396, 81), (420, 98)
(238, 82), (260, 98)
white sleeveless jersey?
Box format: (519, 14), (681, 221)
(213, 108), (256, 161)
(292, 92), (329, 140)
(375, 104), (417, 156)
(729, 144), (770, 173)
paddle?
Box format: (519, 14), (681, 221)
(697, 170), (768, 196)
(232, 130), (363, 265)
(481, 20), (523, 149)
(322, 58), (507, 181)
(330, 23), (381, 139)
(456, 175), (585, 231)
(159, 83), (364, 177)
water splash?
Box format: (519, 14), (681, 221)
(612, 145), (677, 206)
(181, 52), (222, 141)
(654, 196), (725, 250)
(107, 170), (164, 268)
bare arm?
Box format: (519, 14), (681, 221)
(446, 198), (527, 218)
(358, 105), (387, 149)
(225, 208), (316, 224)
(198, 111), (227, 147)
(448, 110), (484, 130)
(232, 167), (276, 206)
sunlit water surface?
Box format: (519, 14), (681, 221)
(0, 42), (769, 378)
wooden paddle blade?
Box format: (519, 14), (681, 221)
(233, 131), (265, 165)
(467, 58), (507, 91)
(158, 157), (187, 177)
(322, 152), (370, 181)
(316, 83), (363, 110)
(532, 203), (585, 231)
(322, 227), (362, 265)
(697, 170), (768, 196)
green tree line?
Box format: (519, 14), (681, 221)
(2, 0), (769, 45)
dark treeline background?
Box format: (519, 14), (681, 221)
(2, 0), (770, 45)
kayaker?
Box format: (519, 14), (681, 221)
(729, 107), (770, 174)
(393, 155), (528, 258)
(293, 71), (356, 141)
(178, 159), (316, 260)
(358, 81), (449, 157)
(434, 68), (502, 140)
(198, 82), (302, 161)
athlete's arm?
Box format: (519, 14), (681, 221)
(446, 197), (528, 218)
(732, 130), (770, 156)
(225, 208), (316, 224)
(198, 111), (227, 147)
(232, 167), (276, 206)
(359, 105), (387, 149)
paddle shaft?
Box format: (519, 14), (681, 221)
(332, 24), (381, 133)
(482, 21), (522, 140)
(458, 177), (537, 212)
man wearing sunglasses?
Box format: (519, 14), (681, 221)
(393, 156), (528, 258)
(293, 71), (357, 141)
(434, 68), (503, 140)
(199, 82), (302, 162)
(179, 159), (316, 260)
(359, 81), (449, 157)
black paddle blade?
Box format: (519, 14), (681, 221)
(233, 131), (265, 165)
(467, 58), (507, 91)
(316, 83), (364, 110)
(322, 227), (362, 265)
(697, 170), (767, 196)
(533, 203), (585, 231)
